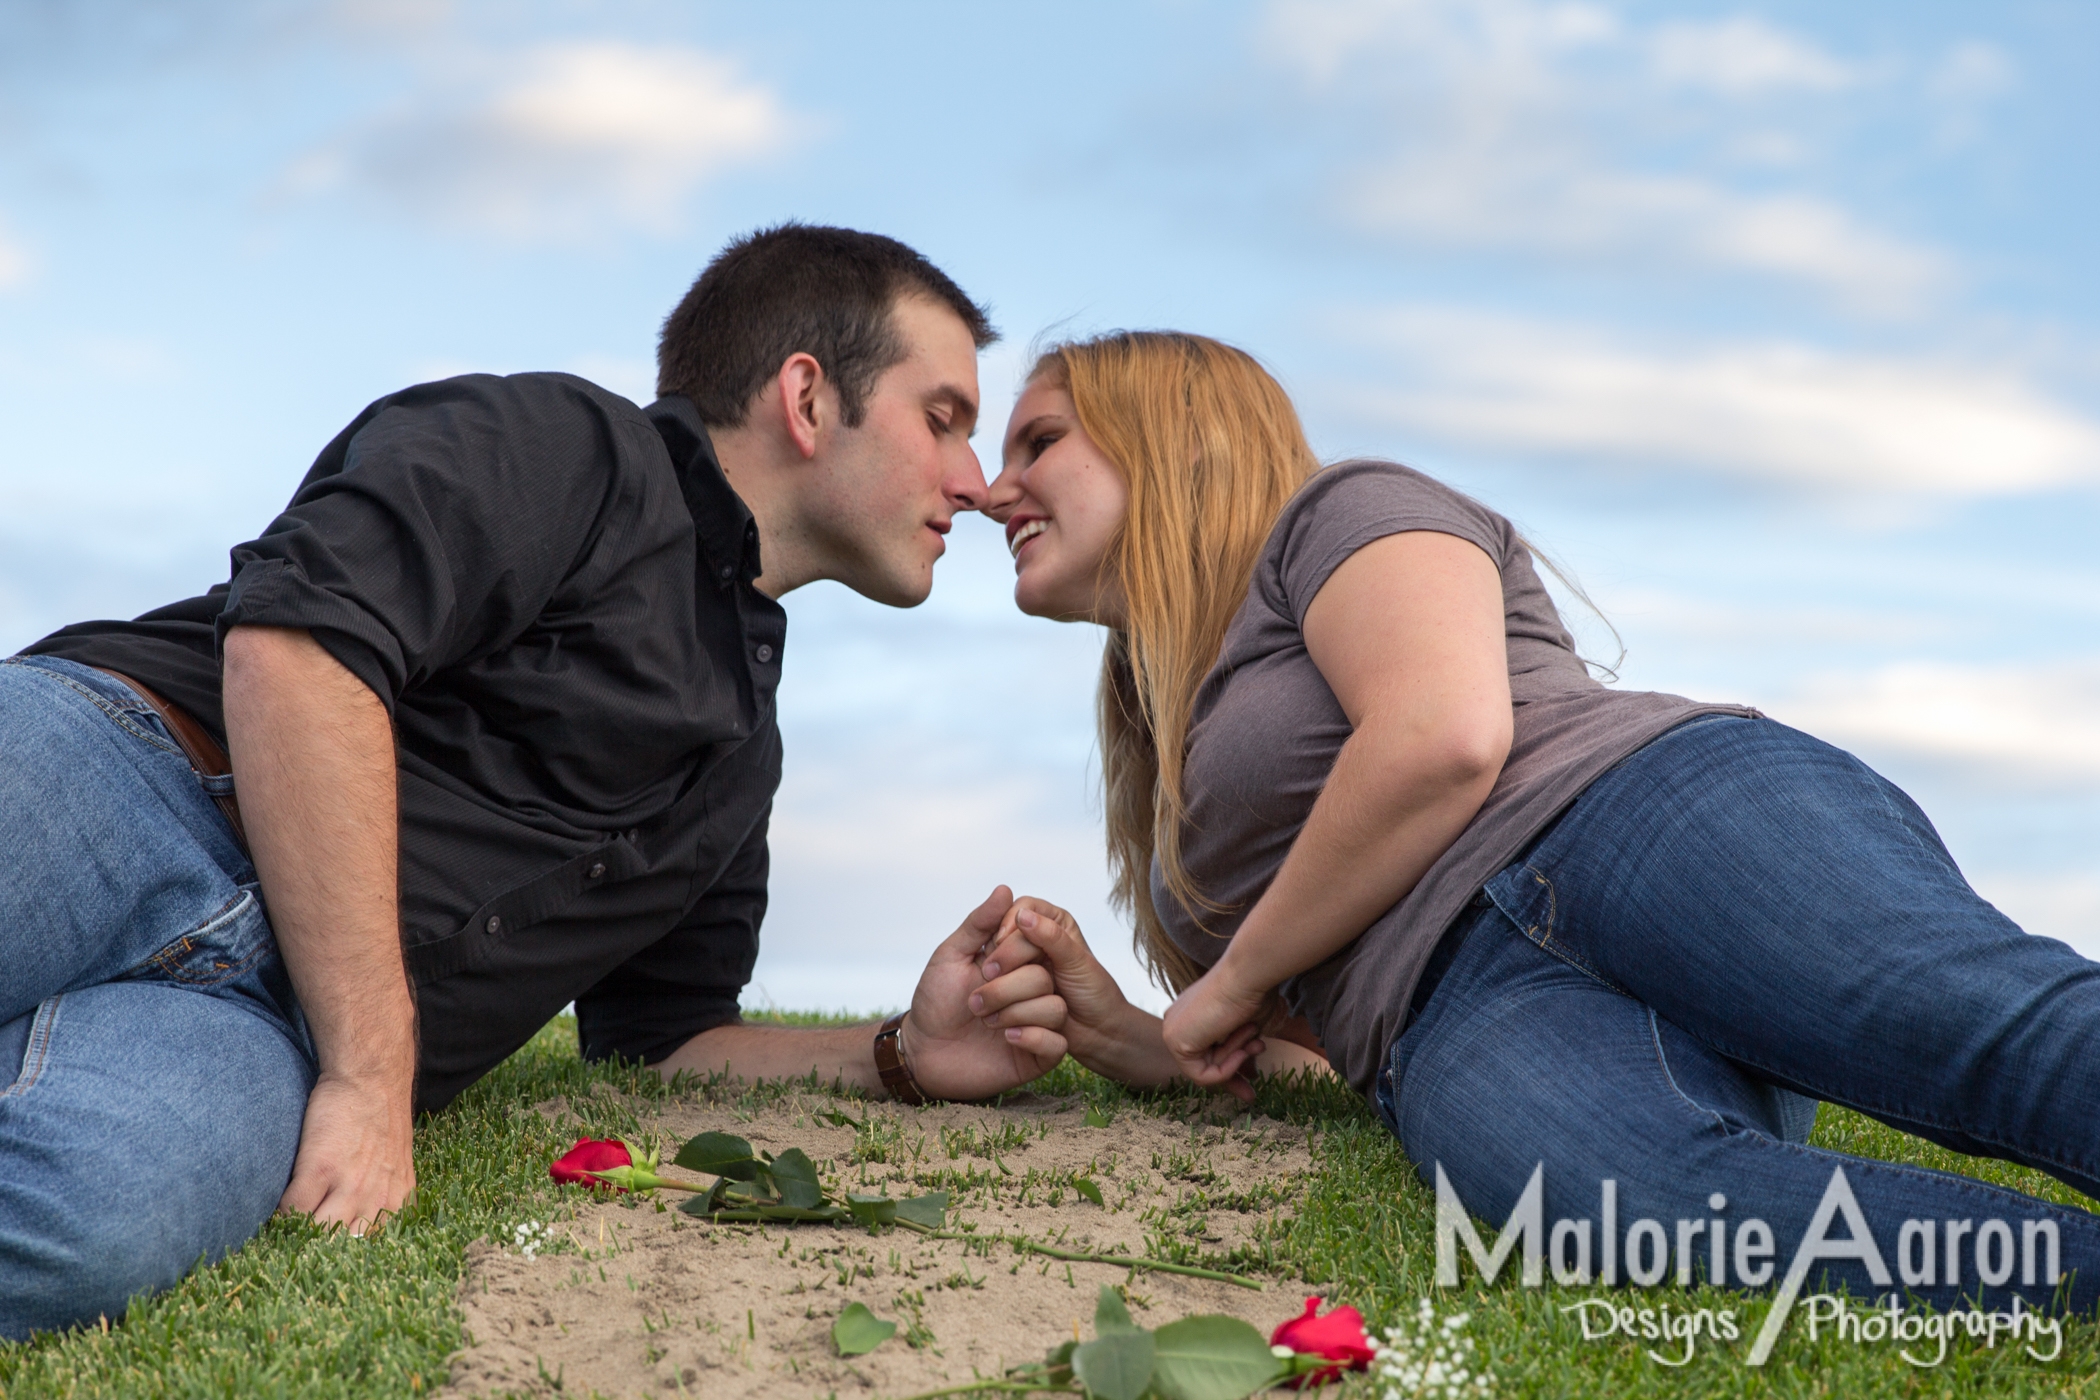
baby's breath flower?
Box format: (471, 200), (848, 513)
(1375, 1298), (1493, 1399)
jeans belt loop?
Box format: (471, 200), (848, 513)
(92, 667), (251, 857)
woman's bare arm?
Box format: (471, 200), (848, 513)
(1158, 530), (1512, 1086)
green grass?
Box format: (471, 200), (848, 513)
(1, 1017), (2093, 1397)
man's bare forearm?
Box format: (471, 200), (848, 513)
(223, 625), (415, 1222)
(653, 1022), (885, 1094)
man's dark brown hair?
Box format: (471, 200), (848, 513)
(658, 222), (998, 429)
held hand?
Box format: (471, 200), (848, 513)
(979, 899), (1259, 1100)
(1160, 960), (1278, 1092)
(906, 886), (1069, 1101)
(277, 1072), (416, 1234)
(976, 900), (1132, 1064)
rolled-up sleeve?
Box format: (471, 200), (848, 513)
(215, 374), (624, 712)
(575, 803), (770, 1066)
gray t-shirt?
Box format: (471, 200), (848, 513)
(1156, 460), (1757, 1097)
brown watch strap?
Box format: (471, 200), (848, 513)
(873, 1012), (927, 1105)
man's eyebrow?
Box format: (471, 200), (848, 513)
(929, 384), (978, 436)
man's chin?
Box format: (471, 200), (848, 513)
(853, 568), (934, 610)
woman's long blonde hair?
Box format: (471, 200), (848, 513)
(1033, 332), (1320, 993)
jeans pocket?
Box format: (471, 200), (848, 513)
(0, 999), (61, 1099)
(121, 886), (273, 988)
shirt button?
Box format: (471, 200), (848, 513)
(719, 564), (733, 580)
(587, 862), (607, 879)
(755, 644), (774, 663)
(485, 916), (502, 934)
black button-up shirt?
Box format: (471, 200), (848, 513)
(29, 374), (785, 1111)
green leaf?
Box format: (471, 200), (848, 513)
(846, 1193), (898, 1231)
(677, 1178), (733, 1216)
(894, 1191), (948, 1229)
(1084, 1103), (1112, 1128)
(1071, 1176), (1105, 1207)
(817, 1109), (863, 1130)
(1148, 1316), (1286, 1400)
(1094, 1284), (1139, 1336)
(702, 1206), (850, 1223)
(1040, 1338), (1078, 1379)
(1071, 1330), (1155, 1400)
(769, 1148), (825, 1209)
(674, 1131), (761, 1181)
(832, 1302), (897, 1357)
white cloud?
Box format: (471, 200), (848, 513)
(1649, 16), (1856, 95)
(0, 219), (30, 288)
(287, 41), (789, 240)
(757, 762), (1170, 1016)
(1765, 659), (2100, 791)
(1355, 167), (1945, 312)
(1930, 41), (2016, 102)
(1349, 307), (2100, 495)
(1260, 0), (1946, 310)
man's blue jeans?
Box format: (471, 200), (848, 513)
(1380, 716), (2100, 1314)
(0, 656), (313, 1338)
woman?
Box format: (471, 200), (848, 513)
(966, 330), (2100, 1314)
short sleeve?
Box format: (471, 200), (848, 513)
(574, 804), (770, 1066)
(1266, 461), (1513, 627)
(214, 374), (638, 712)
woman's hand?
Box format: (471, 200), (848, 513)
(1160, 959), (1277, 1091)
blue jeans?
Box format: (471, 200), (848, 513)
(0, 656), (313, 1338)
(1379, 716), (2100, 1314)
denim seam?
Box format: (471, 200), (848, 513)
(1674, 1030), (2100, 1190)
(124, 890), (269, 986)
(1644, 1009), (1734, 1137)
(1727, 1123), (2100, 1232)
(1644, 1009), (2097, 1235)
(2, 658), (184, 759)
(0, 998), (62, 1100)
(1514, 866), (1632, 997)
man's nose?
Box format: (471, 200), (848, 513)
(947, 446), (990, 513)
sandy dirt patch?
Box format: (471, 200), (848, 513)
(442, 1089), (1315, 1399)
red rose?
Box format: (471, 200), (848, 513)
(550, 1137), (633, 1189)
(1271, 1296), (1375, 1388)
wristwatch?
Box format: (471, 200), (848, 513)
(873, 1011), (928, 1105)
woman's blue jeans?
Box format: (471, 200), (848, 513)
(1379, 716), (2100, 1315)
(0, 656), (313, 1339)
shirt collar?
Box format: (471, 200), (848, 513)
(645, 395), (761, 593)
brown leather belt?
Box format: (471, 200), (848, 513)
(94, 667), (251, 855)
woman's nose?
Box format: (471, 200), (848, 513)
(984, 462), (1024, 520)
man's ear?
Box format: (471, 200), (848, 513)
(772, 352), (826, 461)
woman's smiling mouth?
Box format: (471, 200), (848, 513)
(1007, 518), (1047, 558)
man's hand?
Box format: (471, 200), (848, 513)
(654, 887), (1069, 1101)
(223, 625), (417, 1233)
(277, 1073), (416, 1233)
(904, 887), (1070, 1100)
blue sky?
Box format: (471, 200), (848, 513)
(3, 0), (2095, 1011)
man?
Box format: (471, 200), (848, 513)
(0, 224), (1071, 1338)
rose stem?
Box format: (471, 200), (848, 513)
(892, 1219), (1264, 1289)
